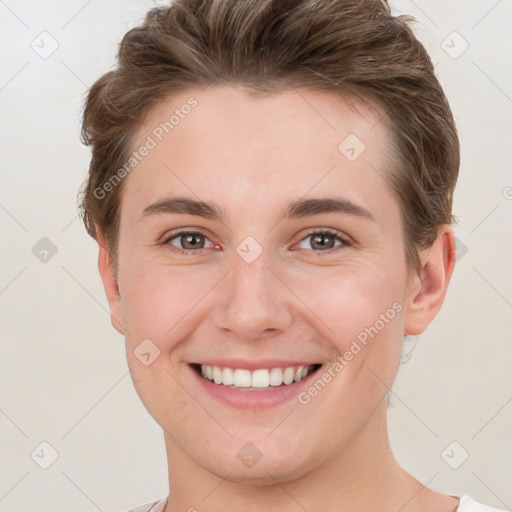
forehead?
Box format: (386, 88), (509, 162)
(123, 85), (396, 221)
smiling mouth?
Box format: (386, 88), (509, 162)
(191, 363), (322, 391)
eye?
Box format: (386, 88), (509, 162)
(162, 228), (351, 256)
(295, 229), (350, 253)
(164, 231), (216, 254)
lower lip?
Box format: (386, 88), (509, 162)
(187, 365), (321, 409)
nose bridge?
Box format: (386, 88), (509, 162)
(213, 247), (293, 340)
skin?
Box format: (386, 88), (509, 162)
(98, 85), (458, 512)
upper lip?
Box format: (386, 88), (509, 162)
(191, 359), (321, 370)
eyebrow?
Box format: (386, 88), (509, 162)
(139, 195), (374, 222)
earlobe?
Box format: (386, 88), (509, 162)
(97, 233), (125, 335)
(404, 227), (457, 336)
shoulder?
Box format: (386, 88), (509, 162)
(457, 495), (508, 512)
(121, 496), (167, 512)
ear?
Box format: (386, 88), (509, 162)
(97, 230), (125, 335)
(404, 226), (457, 336)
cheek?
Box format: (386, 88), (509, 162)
(291, 262), (406, 345)
(290, 261), (407, 405)
(117, 260), (210, 425)
(291, 266), (405, 430)
(118, 257), (219, 348)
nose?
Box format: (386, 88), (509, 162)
(211, 251), (294, 341)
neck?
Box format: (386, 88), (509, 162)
(162, 405), (434, 512)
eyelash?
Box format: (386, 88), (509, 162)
(162, 228), (352, 256)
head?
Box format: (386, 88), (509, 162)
(79, 0), (459, 484)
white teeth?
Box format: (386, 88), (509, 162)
(213, 366), (223, 384)
(223, 367), (234, 385)
(269, 367), (283, 386)
(198, 364), (316, 389)
(251, 369), (269, 388)
(282, 367), (295, 385)
(233, 369), (251, 387)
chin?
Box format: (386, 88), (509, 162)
(190, 440), (319, 486)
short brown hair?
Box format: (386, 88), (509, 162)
(79, 0), (459, 271)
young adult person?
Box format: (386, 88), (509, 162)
(78, 1), (506, 510)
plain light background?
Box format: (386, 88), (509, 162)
(0, 0), (511, 510)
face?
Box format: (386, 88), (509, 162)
(99, 85), (450, 484)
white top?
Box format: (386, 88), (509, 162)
(123, 495), (508, 511)
(457, 496), (508, 511)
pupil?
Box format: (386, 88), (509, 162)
(312, 234), (333, 249)
(183, 234), (203, 249)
